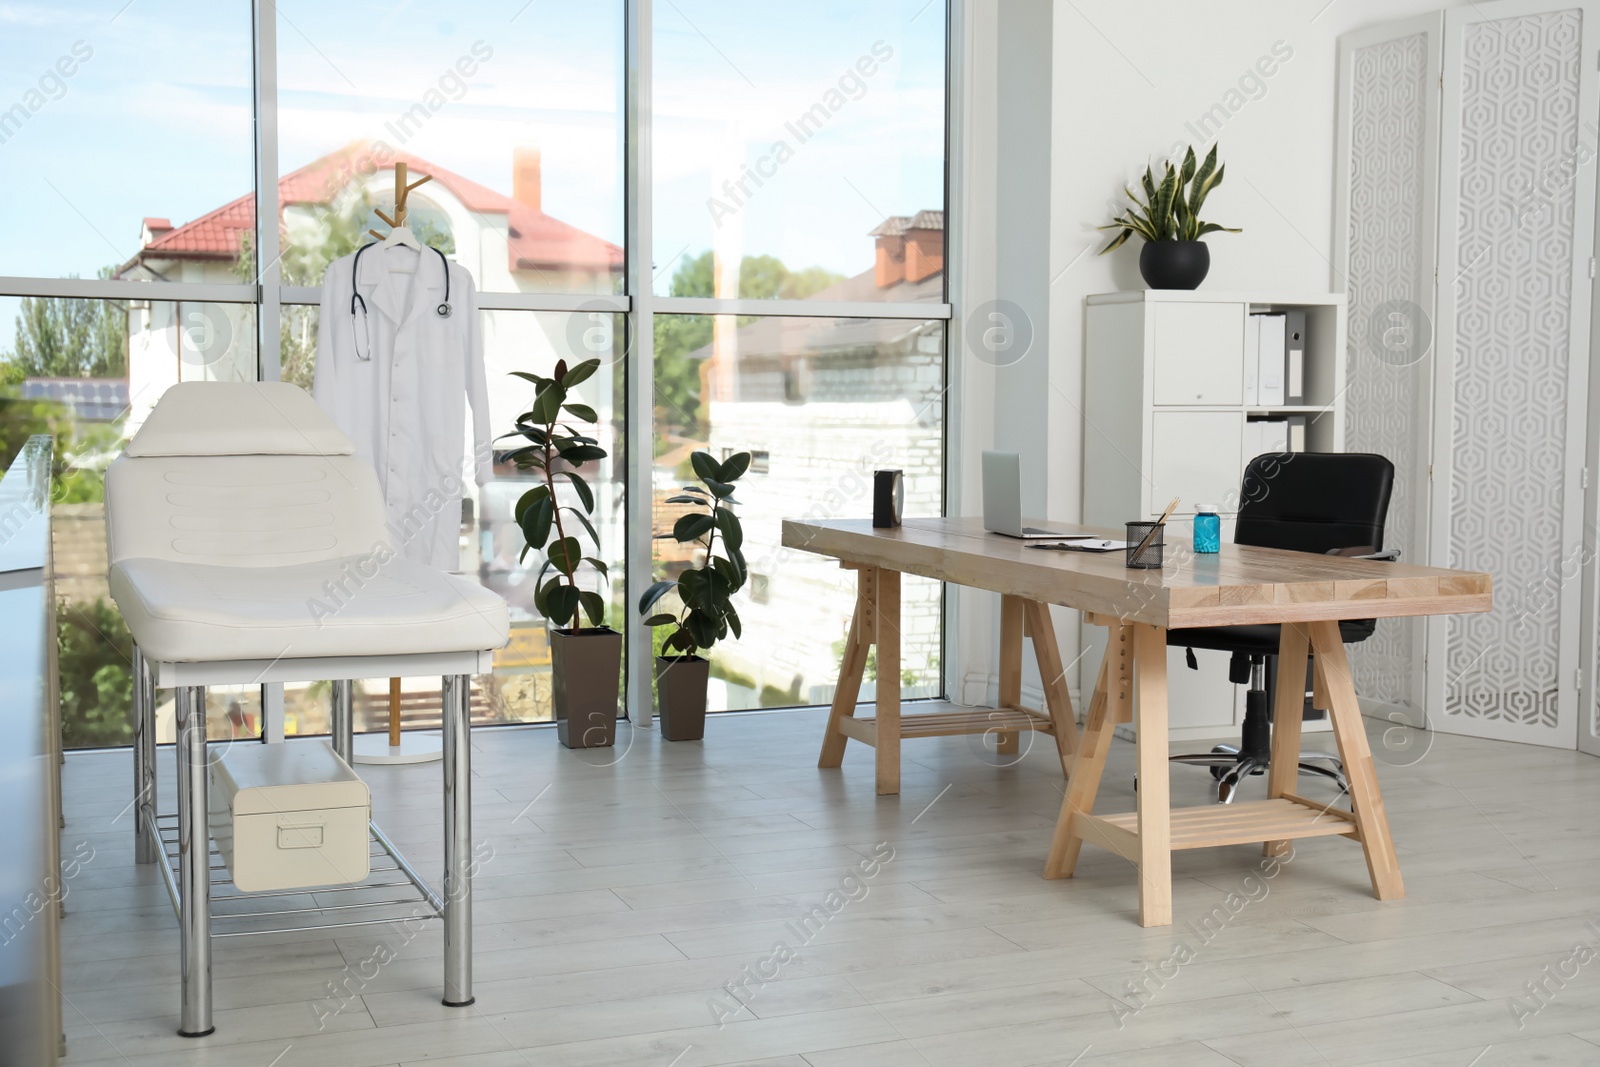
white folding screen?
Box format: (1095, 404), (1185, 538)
(1337, 0), (1600, 750)
(1333, 16), (1442, 723)
(1434, 1), (1595, 750)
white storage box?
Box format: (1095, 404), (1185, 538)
(208, 741), (371, 892)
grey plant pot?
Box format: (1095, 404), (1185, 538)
(550, 626), (622, 749)
(654, 655), (710, 741)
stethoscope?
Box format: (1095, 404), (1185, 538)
(349, 242), (452, 361)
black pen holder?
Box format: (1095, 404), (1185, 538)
(1125, 521), (1165, 569)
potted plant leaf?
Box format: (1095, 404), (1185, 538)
(502, 357), (619, 749)
(638, 450), (751, 741)
(1100, 143), (1241, 290)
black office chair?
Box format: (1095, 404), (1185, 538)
(1168, 452), (1396, 803)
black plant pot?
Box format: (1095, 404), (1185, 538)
(1139, 240), (1211, 290)
(550, 626), (622, 749)
(654, 655), (710, 741)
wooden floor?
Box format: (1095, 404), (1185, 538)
(55, 705), (1600, 1067)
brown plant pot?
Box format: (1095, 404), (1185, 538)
(654, 655), (710, 741)
(550, 626), (622, 749)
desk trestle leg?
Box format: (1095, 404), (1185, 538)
(819, 565), (877, 769)
(997, 596), (1026, 755)
(1309, 621), (1404, 901)
(874, 570), (901, 795)
(1264, 623), (1312, 858)
(1045, 622), (1127, 879)
(1132, 624), (1173, 927)
(1025, 599), (1080, 774)
(818, 571), (1076, 797)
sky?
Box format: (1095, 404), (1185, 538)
(0, 0), (946, 323)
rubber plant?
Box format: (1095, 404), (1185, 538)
(637, 449), (752, 739)
(502, 356), (621, 748)
(1098, 143), (1241, 252)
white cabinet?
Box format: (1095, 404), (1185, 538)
(1082, 290), (1346, 738)
(1084, 290), (1346, 524)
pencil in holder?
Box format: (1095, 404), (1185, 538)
(1125, 521), (1165, 569)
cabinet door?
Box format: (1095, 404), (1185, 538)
(1150, 302), (1246, 406)
(1150, 411), (1243, 516)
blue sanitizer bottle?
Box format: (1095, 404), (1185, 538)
(1193, 504), (1221, 554)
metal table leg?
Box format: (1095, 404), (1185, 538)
(441, 673), (473, 1006)
(133, 646), (157, 865)
(331, 679), (354, 764)
(175, 685), (213, 1037)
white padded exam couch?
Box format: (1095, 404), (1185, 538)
(107, 381), (508, 1036)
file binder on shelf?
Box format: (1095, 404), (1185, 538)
(1257, 313), (1286, 407)
(1245, 314), (1262, 406)
(1285, 310), (1306, 406)
(1246, 416), (1290, 459)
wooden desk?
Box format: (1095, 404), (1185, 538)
(781, 516), (1492, 927)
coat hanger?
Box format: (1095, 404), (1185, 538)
(368, 162), (433, 265)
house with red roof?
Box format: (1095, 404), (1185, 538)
(115, 143), (624, 435)
(119, 142), (622, 291)
(113, 144), (626, 611)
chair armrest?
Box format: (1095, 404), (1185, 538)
(1323, 545), (1401, 562)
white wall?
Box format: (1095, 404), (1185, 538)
(1023, 0), (1478, 697)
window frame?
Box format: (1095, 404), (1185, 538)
(0, 0), (956, 732)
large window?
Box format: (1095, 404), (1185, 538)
(0, 1), (949, 747)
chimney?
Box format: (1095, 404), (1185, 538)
(141, 217), (173, 246)
(513, 148), (542, 213)
(903, 212), (944, 283)
(871, 216), (909, 289)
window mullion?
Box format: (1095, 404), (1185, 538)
(625, 0), (656, 727)
(253, 0), (281, 382)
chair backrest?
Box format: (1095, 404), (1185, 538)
(106, 382), (390, 568)
(1233, 452), (1394, 554)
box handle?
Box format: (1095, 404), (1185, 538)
(277, 823), (325, 849)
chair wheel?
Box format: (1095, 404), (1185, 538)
(1209, 765), (1227, 781)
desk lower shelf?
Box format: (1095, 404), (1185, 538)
(1075, 797), (1359, 860)
(837, 705), (1058, 744)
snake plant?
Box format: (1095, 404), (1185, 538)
(1099, 144), (1241, 253)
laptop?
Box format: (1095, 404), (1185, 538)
(981, 451), (1081, 539)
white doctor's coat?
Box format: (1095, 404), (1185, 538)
(312, 244), (492, 570)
